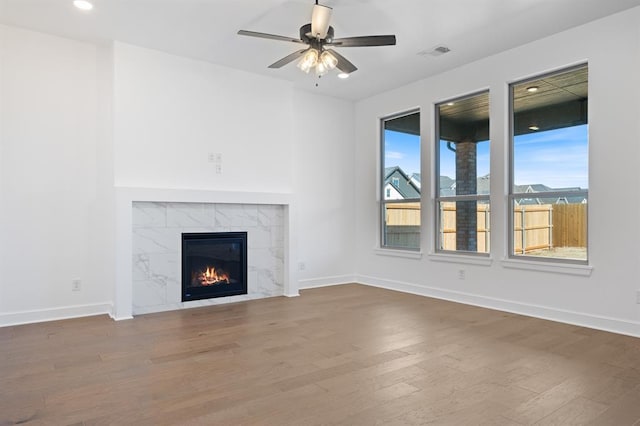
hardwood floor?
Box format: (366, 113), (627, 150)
(2, 284), (640, 425)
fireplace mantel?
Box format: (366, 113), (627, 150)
(114, 187), (297, 320)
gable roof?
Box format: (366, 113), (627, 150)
(384, 167), (420, 199)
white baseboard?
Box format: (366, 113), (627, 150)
(298, 275), (357, 290)
(0, 303), (113, 328)
(6, 278), (638, 339)
(355, 275), (640, 338)
(110, 314), (134, 321)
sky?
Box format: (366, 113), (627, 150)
(513, 124), (588, 189)
(383, 130), (421, 176)
(384, 124), (588, 189)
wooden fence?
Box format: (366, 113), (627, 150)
(551, 203), (587, 248)
(384, 203), (421, 248)
(385, 202), (587, 252)
(513, 205), (552, 253)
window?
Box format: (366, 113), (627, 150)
(509, 65), (588, 262)
(381, 111), (420, 250)
(435, 92), (490, 254)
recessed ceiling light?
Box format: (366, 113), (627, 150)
(446, 102), (455, 106)
(529, 125), (540, 131)
(73, 0), (93, 11)
(337, 72), (350, 79)
(526, 86), (539, 93)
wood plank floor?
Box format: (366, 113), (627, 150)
(2, 284), (640, 425)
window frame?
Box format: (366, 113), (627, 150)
(380, 109), (421, 251)
(434, 92), (491, 257)
(508, 64), (589, 265)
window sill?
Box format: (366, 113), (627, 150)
(501, 258), (593, 276)
(374, 247), (423, 259)
(428, 252), (493, 266)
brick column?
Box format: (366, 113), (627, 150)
(456, 141), (477, 251)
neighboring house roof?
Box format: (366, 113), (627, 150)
(410, 173), (421, 189)
(384, 166), (420, 199)
(440, 174), (488, 196)
(514, 182), (586, 205)
(477, 174), (490, 195)
(516, 195), (587, 205)
(386, 169), (585, 204)
(515, 184), (553, 193)
(440, 175), (455, 192)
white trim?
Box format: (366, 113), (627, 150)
(0, 303), (113, 328)
(115, 186), (293, 205)
(110, 314), (134, 321)
(428, 252), (493, 266)
(373, 247), (423, 259)
(354, 275), (640, 338)
(501, 258), (593, 276)
(298, 275), (357, 290)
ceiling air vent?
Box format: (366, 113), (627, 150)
(418, 46), (451, 57)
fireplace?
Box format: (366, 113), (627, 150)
(181, 232), (247, 302)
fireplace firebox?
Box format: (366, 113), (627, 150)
(181, 232), (247, 302)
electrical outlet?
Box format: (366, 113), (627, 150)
(298, 262), (306, 271)
(215, 164), (223, 175)
(72, 279), (81, 292)
(457, 269), (466, 280)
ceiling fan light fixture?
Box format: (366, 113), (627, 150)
(237, 2), (395, 77)
(320, 50), (338, 70)
(297, 49), (319, 73)
(316, 62), (329, 75)
(316, 51), (336, 76)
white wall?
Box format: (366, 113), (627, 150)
(111, 43), (358, 297)
(0, 26), (112, 324)
(112, 42), (294, 193)
(293, 91), (356, 288)
(354, 8), (640, 336)
(0, 32), (358, 325)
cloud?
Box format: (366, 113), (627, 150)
(385, 151), (405, 160)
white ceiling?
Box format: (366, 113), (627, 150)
(2, 0), (640, 101)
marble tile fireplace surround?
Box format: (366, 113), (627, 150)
(114, 188), (295, 319)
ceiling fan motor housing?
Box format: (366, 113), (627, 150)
(300, 23), (334, 42)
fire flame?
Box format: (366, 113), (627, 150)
(197, 266), (230, 286)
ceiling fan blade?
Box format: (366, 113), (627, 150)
(328, 35), (396, 47)
(268, 49), (308, 69)
(326, 49), (357, 74)
(311, 4), (332, 39)
(237, 30), (304, 44)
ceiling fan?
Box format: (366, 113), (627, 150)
(237, 1), (396, 76)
